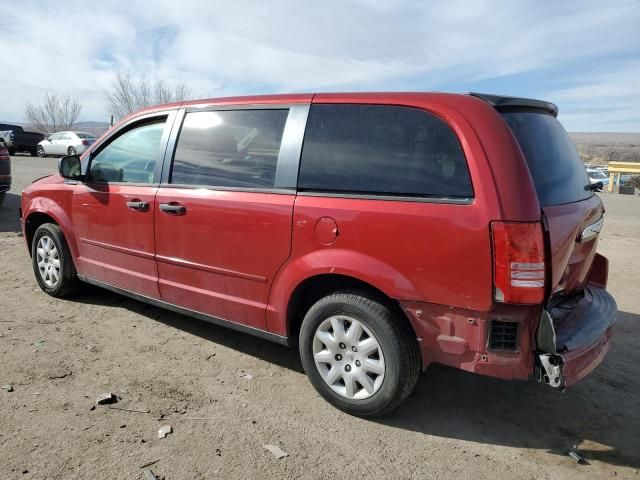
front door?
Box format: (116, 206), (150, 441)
(72, 114), (173, 298)
(45, 133), (61, 155)
(154, 107), (301, 328)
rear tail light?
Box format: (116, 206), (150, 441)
(491, 221), (545, 304)
(0, 146), (9, 161)
(82, 140), (90, 146)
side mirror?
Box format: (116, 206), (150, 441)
(58, 155), (83, 180)
(593, 181), (604, 192)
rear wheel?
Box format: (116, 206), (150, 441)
(31, 223), (80, 297)
(299, 291), (421, 417)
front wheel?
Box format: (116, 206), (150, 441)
(299, 291), (421, 417)
(37, 146), (46, 157)
(31, 223), (80, 297)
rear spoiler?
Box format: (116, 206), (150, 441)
(469, 92), (558, 117)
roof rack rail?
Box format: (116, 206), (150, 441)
(469, 92), (558, 117)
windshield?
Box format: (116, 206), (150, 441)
(501, 111), (591, 206)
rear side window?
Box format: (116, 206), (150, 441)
(171, 109), (289, 189)
(501, 111), (591, 206)
(298, 104), (473, 199)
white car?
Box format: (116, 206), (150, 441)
(37, 131), (98, 157)
(586, 168), (610, 186)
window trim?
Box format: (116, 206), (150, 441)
(84, 109), (177, 185)
(297, 190), (473, 205)
(161, 104), (309, 192)
(296, 103), (475, 204)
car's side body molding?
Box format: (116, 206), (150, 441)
(78, 274), (292, 346)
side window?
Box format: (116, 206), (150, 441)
(50, 133), (60, 141)
(89, 118), (166, 183)
(170, 109), (289, 189)
(298, 104), (473, 199)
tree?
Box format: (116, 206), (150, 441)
(105, 71), (190, 120)
(24, 93), (82, 134)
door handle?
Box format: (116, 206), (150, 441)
(126, 201), (149, 211)
(159, 203), (186, 215)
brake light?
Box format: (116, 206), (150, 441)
(0, 146), (9, 161)
(82, 140), (90, 146)
(492, 221), (545, 304)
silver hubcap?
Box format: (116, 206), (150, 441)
(36, 236), (60, 287)
(313, 315), (385, 400)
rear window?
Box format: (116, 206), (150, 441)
(501, 111), (591, 206)
(76, 133), (96, 140)
(298, 104), (473, 199)
(587, 170), (607, 180)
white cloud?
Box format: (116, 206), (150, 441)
(0, 0), (638, 130)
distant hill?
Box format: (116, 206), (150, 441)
(0, 120), (110, 135)
(569, 132), (640, 165)
(73, 121), (111, 136)
(1, 118), (637, 163)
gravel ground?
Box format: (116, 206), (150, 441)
(1, 155), (639, 479)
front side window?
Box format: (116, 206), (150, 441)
(88, 119), (166, 183)
(298, 104), (473, 199)
(170, 109), (289, 189)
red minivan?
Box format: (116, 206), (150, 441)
(21, 92), (616, 416)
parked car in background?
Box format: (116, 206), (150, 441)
(37, 131), (98, 157)
(21, 92), (616, 416)
(0, 123), (44, 156)
(0, 144), (11, 205)
(586, 168), (610, 186)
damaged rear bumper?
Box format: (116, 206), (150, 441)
(536, 285), (617, 388)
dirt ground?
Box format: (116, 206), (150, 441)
(1, 155), (639, 480)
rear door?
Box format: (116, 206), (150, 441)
(154, 105), (308, 329)
(501, 111), (603, 295)
(71, 111), (175, 298)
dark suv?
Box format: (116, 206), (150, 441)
(21, 92), (616, 416)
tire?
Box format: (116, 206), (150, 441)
(31, 223), (80, 297)
(37, 146), (46, 158)
(0, 192), (5, 206)
(68, 146), (77, 156)
(299, 290), (421, 417)
(8, 147), (15, 156)
(29, 148), (37, 157)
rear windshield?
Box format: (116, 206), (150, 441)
(587, 170), (607, 180)
(501, 111), (591, 206)
(76, 133), (96, 139)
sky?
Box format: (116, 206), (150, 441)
(0, 0), (638, 131)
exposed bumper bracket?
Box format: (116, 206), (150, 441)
(537, 353), (565, 389)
